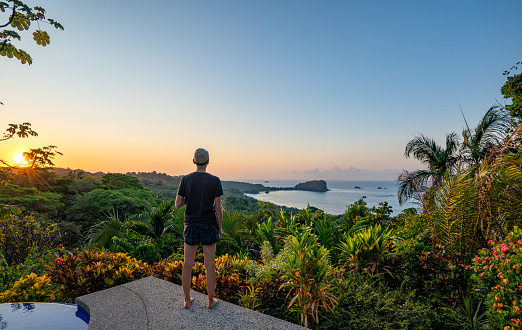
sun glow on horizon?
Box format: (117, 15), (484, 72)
(14, 153), (28, 166)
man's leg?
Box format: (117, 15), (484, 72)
(202, 243), (218, 309)
(182, 243), (198, 308)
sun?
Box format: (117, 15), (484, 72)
(14, 152), (28, 166)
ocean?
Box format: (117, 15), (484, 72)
(244, 180), (416, 216)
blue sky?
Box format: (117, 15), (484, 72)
(2, 0), (521, 180)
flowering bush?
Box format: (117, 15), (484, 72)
(151, 260), (184, 284)
(470, 227), (522, 329)
(47, 250), (152, 301)
(0, 273), (58, 303)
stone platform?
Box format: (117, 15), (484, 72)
(76, 276), (305, 330)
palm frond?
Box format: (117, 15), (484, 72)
(397, 169), (431, 205)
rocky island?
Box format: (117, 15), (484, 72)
(294, 180), (328, 192)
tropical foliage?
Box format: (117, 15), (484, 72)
(280, 229), (337, 327)
(2, 66), (522, 328)
(0, 0), (63, 64)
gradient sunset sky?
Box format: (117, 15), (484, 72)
(2, 0), (521, 180)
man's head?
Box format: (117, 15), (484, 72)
(193, 148), (209, 167)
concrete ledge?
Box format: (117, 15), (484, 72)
(76, 276), (305, 330)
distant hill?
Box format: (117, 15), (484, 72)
(222, 181), (267, 194)
(49, 168), (327, 196)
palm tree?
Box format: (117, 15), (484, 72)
(124, 199), (181, 259)
(88, 209), (128, 249)
(128, 199), (178, 242)
(424, 151), (522, 255)
(398, 132), (460, 205)
(461, 106), (512, 167)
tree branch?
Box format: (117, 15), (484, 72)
(0, 5), (18, 28)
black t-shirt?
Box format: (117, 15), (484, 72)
(177, 172), (223, 226)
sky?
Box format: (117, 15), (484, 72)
(2, 0), (521, 181)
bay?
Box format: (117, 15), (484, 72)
(244, 180), (416, 215)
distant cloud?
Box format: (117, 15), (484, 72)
(285, 166), (400, 181)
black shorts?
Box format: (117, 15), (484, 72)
(184, 224), (219, 246)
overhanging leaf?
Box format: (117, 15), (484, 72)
(33, 30), (49, 46)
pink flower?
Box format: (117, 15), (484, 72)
(465, 265), (471, 270)
(483, 266), (489, 270)
(501, 245), (509, 253)
(481, 272), (486, 278)
(488, 240), (494, 245)
(475, 256), (481, 262)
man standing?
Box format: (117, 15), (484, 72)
(175, 148), (223, 309)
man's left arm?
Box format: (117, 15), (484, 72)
(215, 196), (223, 239)
(175, 195), (186, 209)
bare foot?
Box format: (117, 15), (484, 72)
(207, 297), (219, 309)
(184, 297), (194, 309)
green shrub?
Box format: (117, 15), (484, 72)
(316, 273), (447, 329)
(281, 229), (337, 328)
(0, 214), (61, 264)
(250, 241), (289, 282)
(338, 224), (396, 276)
(111, 229), (159, 264)
(0, 245), (57, 292)
(388, 221), (468, 308)
(246, 241), (293, 320)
